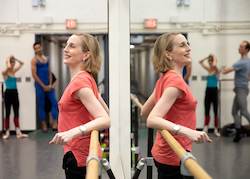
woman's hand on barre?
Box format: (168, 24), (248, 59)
(49, 127), (81, 145)
(179, 127), (212, 144)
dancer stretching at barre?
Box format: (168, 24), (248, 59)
(49, 33), (110, 179)
(141, 32), (212, 179)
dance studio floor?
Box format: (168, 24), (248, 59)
(0, 128), (250, 179)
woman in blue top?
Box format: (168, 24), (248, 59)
(2, 55), (28, 139)
(199, 54), (221, 137)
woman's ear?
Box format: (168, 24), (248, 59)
(83, 51), (91, 62)
(165, 51), (172, 60)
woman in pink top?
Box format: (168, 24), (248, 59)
(49, 33), (110, 179)
(141, 32), (212, 179)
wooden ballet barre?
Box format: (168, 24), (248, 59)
(130, 94), (143, 109)
(159, 130), (212, 179)
(130, 93), (212, 179)
(86, 130), (99, 179)
(219, 79), (234, 81)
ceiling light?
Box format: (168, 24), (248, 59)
(130, 45), (135, 49)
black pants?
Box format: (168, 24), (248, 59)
(63, 151), (86, 179)
(5, 89), (19, 118)
(205, 87), (218, 116)
(154, 159), (194, 179)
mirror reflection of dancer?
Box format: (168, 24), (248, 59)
(221, 41), (250, 142)
(199, 54), (220, 137)
(31, 42), (58, 133)
(49, 33), (111, 179)
(141, 33), (212, 179)
(2, 55), (28, 139)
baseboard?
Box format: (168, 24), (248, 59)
(196, 128), (219, 132)
(0, 130), (34, 135)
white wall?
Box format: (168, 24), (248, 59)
(131, 0), (250, 22)
(0, 0), (107, 23)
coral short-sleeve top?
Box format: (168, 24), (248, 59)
(58, 72), (102, 167)
(152, 71), (197, 166)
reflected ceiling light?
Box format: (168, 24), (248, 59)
(130, 44), (135, 49)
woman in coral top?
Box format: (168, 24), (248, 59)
(141, 32), (212, 179)
(50, 33), (110, 179)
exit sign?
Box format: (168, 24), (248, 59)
(66, 19), (77, 29)
(145, 19), (157, 29)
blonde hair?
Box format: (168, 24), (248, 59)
(152, 32), (181, 73)
(73, 33), (102, 73)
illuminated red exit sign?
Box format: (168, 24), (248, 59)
(66, 19), (77, 29)
(145, 19), (157, 29)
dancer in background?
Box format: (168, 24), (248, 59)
(49, 33), (110, 179)
(2, 55), (28, 139)
(199, 53), (220, 137)
(31, 42), (58, 133)
(221, 41), (250, 142)
(183, 63), (192, 84)
(141, 32), (212, 179)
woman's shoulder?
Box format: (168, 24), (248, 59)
(4, 75), (16, 81)
(73, 72), (94, 85)
(157, 71), (185, 91)
(163, 71), (182, 81)
(2, 73), (9, 81)
(76, 72), (92, 79)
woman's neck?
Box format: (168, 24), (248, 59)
(70, 67), (85, 81)
(171, 65), (183, 78)
(7, 68), (15, 76)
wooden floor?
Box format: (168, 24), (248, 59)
(137, 128), (250, 179)
(0, 128), (249, 179)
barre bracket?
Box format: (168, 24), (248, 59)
(86, 154), (101, 176)
(131, 146), (140, 154)
(180, 152), (196, 176)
